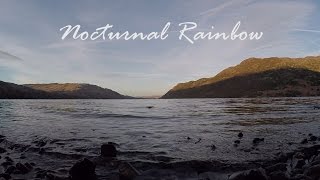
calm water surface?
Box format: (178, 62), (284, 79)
(0, 98), (319, 164)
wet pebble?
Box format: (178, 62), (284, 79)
(301, 138), (308, 144)
(309, 135), (317, 142)
(0, 148), (6, 154)
(238, 132), (243, 138)
(253, 138), (264, 145)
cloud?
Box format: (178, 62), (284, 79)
(0, 50), (22, 61)
(292, 29), (320, 33)
(199, 0), (249, 17)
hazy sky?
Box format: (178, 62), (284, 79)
(1, 0), (320, 96)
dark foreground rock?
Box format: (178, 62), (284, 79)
(69, 158), (96, 180)
(101, 143), (117, 157)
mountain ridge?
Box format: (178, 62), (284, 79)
(171, 56), (320, 91)
(163, 56), (320, 98)
(0, 82), (131, 99)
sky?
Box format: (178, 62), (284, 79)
(1, 0), (320, 96)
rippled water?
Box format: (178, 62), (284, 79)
(0, 98), (320, 164)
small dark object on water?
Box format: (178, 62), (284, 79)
(211, 145), (216, 151)
(238, 132), (243, 138)
(146, 106), (154, 109)
(234, 140), (240, 144)
(39, 148), (45, 154)
(308, 133), (313, 136)
(187, 137), (191, 140)
(69, 158), (96, 180)
(36, 140), (47, 147)
(301, 138), (308, 144)
(101, 143), (117, 157)
(314, 105), (320, 109)
(195, 138), (202, 144)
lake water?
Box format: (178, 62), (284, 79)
(0, 98), (320, 165)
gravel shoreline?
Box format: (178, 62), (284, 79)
(0, 133), (319, 180)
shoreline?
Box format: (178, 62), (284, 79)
(0, 133), (319, 180)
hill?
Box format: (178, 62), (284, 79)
(162, 56), (320, 98)
(0, 82), (130, 99)
(0, 81), (52, 99)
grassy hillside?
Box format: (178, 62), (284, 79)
(163, 56), (320, 98)
(0, 82), (130, 99)
(172, 56), (320, 91)
(24, 83), (129, 99)
(0, 81), (52, 99)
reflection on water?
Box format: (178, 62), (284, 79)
(0, 97), (319, 163)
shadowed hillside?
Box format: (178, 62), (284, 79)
(162, 56), (320, 98)
(0, 81), (53, 99)
(24, 83), (129, 99)
(0, 82), (131, 99)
